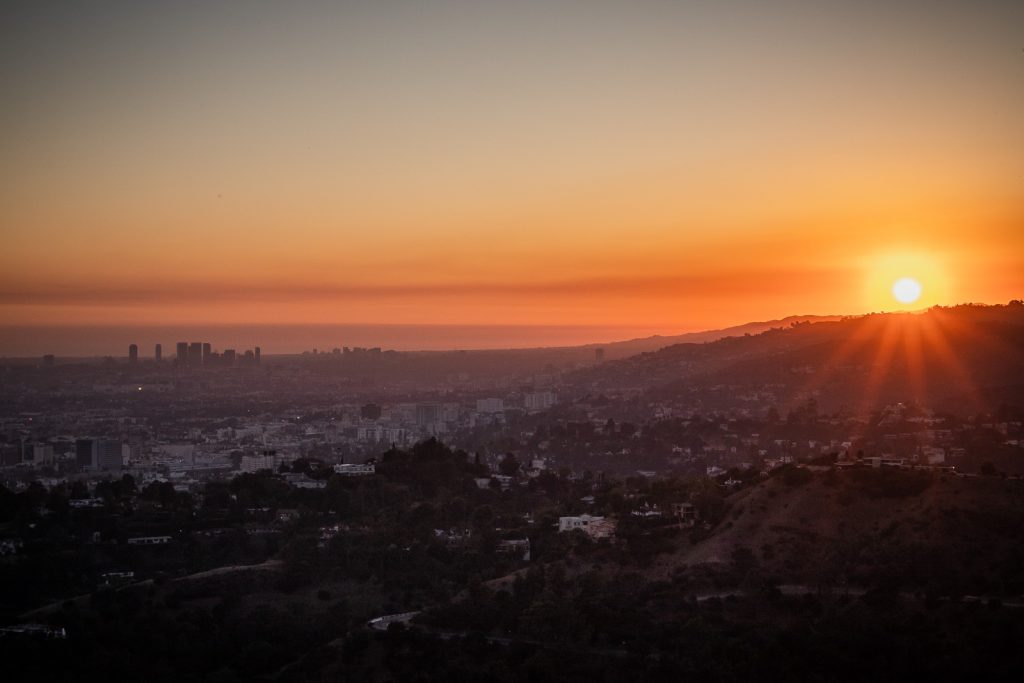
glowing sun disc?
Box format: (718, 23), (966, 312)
(892, 277), (922, 304)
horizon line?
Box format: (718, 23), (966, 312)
(1, 302), (1015, 359)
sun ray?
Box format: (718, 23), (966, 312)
(781, 315), (880, 415)
(918, 313), (985, 412)
(931, 306), (1021, 365)
(901, 314), (928, 407)
(855, 314), (904, 419)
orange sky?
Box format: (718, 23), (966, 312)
(1, 1), (1022, 340)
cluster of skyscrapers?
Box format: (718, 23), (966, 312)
(1, 439), (127, 471)
(173, 341), (260, 367)
(122, 342), (261, 367)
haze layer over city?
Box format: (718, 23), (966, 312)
(1, 2), (1022, 681)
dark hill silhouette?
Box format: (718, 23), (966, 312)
(572, 314), (845, 359)
(569, 302), (1024, 414)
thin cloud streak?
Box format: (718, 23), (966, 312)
(0, 269), (848, 307)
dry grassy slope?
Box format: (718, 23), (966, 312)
(649, 470), (1024, 587)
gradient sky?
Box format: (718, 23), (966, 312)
(1, 1), (1022, 346)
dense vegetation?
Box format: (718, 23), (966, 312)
(3, 439), (1024, 680)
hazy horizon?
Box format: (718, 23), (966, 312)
(0, 322), (694, 357)
(4, 302), (1006, 357)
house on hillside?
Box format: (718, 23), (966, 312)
(333, 462), (375, 476)
(498, 538), (531, 561)
(672, 502), (698, 527)
(558, 514), (616, 539)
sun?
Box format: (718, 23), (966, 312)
(892, 277), (922, 304)
(864, 250), (948, 311)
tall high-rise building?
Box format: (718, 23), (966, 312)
(96, 439), (123, 471)
(223, 349), (236, 365)
(176, 342), (189, 364)
(202, 342), (211, 364)
(75, 439), (95, 469)
(188, 342), (202, 366)
(128, 344), (138, 363)
(254, 346), (261, 363)
(595, 348), (605, 363)
(155, 343), (162, 361)
(525, 391), (557, 411)
(416, 403), (442, 426)
(32, 443), (55, 465)
(0, 445), (20, 466)
(76, 438), (123, 471)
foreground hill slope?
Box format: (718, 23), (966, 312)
(654, 468), (1024, 596)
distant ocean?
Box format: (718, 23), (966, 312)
(0, 324), (685, 357)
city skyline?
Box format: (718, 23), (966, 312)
(0, 322), (728, 357)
